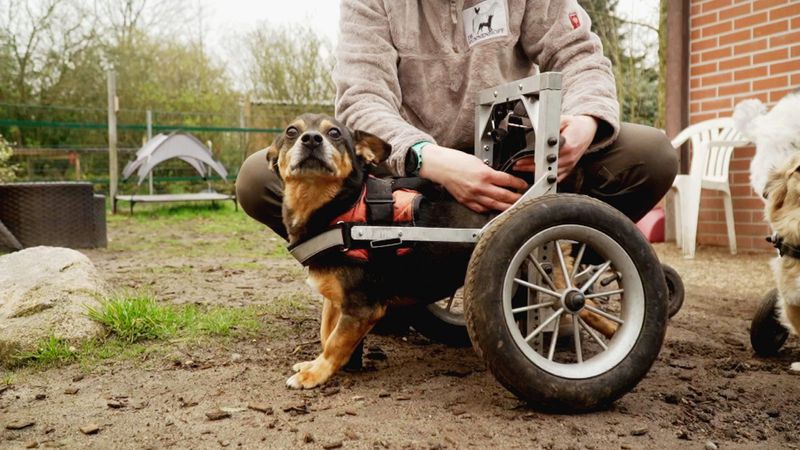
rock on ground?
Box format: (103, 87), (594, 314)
(0, 246), (106, 364)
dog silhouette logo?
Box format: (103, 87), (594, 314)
(463, 0), (508, 47)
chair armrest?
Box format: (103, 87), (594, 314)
(707, 140), (751, 148)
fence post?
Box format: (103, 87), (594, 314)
(239, 100), (247, 167)
(146, 110), (153, 195)
(107, 70), (119, 213)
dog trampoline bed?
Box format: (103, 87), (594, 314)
(114, 132), (236, 213)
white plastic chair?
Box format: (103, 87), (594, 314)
(668, 118), (749, 258)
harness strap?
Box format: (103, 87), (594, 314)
(288, 228), (346, 264)
(365, 177), (395, 261)
(767, 233), (800, 259)
(366, 177), (394, 225)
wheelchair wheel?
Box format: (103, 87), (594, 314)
(662, 264), (685, 318)
(410, 291), (471, 347)
(464, 194), (668, 413)
(750, 288), (789, 356)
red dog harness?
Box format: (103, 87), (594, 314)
(333, 181), (421, 261)
(287, 176), (423, 264)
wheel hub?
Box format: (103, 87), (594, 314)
(563, 290), (586, 313)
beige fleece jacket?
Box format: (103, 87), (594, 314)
(333, 0), (620, 176)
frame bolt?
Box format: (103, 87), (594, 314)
(493, 91), (498, 97)
(547, 174), (557, 184)
(518, 84), (523, 90)
(483, 145), (490, 151)
(547, 137), (559, 147)
(546, 154), (557, 163)
(483, 159), (490, 165)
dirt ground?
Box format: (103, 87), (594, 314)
(2, 205), (800, 450)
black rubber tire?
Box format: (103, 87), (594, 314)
(409, 303), (471, 347)
(750, 288), (789, 356)
(662, 264), (685, 319)
(464, 194), (668, 413)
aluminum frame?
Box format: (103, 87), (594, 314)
(349, 72), (563, 245)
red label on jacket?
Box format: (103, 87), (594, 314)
(569, 12), (581, 29)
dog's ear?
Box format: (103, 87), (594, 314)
(353, 130), (391, 166)
(764, 167), (789, 210)
(265, 134), (284, 167)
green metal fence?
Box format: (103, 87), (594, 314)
(1, 101), (333, 194)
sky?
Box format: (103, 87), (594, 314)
(202, 0), (660, 48)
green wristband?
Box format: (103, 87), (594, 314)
(409, 141), (430, 176)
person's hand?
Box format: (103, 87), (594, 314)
(513, 115), (599, 181)
(418, 144), (528, 213)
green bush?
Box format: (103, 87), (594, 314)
(0, 134), (16, 182)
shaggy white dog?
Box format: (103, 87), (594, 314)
(733, 91), (800, 199)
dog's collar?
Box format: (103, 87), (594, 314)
(767, 233), (800, 259)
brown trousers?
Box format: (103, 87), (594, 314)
(235, 123), (678, 240)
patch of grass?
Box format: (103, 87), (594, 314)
(2, 372), (13, 385)
(87, 292), (263, 344)
(9, 292), (266, 370)
(87, 293), (182, 343)
(15, 335), (77, 366)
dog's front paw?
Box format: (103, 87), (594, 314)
(286, 369), (329, 389)
(292, 361), (314, 372)
(790, 362), (800, 373)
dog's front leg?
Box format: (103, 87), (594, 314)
(287, 301), (386, 389)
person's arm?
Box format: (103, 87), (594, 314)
(333, 0), (434, 177)
(511, 1), (620, 180)
(333, 0), (528, 213)
(520, 0), (620, 149)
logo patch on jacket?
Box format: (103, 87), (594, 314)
(463, 0), (509, 47)
(569, 12), (581, 29)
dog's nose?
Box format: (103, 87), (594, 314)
(300, 131), (324, 149)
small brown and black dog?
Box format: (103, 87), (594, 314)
(267, 113), (487, 389)
(763, 153), (800, 372)
(268, 113), (617, 389)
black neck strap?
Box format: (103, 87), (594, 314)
(767, 233), (800, 259)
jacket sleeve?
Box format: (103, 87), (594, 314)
(333, 0), (436, 176)
(519, 0), (620, 151)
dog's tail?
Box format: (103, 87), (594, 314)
(733, 98), (767, 140)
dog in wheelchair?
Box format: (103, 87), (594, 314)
(735, 90), (800, 371)
(267, 113), (620, 389)
(760, 153), (800, 372)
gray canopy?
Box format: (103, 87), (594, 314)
(122, 132), (229, 185)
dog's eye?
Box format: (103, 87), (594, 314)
(286, 127), (299, 139)
(327, 128), (341, 139)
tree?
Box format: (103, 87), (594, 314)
(578, 0), (661, 126)
(242, 23), (336, 105)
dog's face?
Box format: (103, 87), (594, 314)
(764, 153), (800, 235)
(267, 114), (391, 240)
(267, 113), (389, 182)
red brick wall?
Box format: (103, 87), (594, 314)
(688, 0), (800, 251)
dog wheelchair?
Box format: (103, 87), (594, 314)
(291, 73), (682, 412)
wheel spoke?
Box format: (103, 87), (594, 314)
(584, 304), (624, 325)
(573, 314), (583, 363)
(571, 243), (586, 279)
(511, 301), (555, 314)
(578, 316), (608, 351)
(555, 240), (573, 289)
(445, 295), (455, 312)
(585, 288), (624, 299)
(514, 278), (560, 299)
(524, 308), (564, 343)
(547, 314), (559, 361)
(578, 261), (612, 293)
(526, 255), (558, 292)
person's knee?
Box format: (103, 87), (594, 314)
(643, 128), (679, 194)
(622, 124), (678, 196)
(235, 149), (284, 229)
